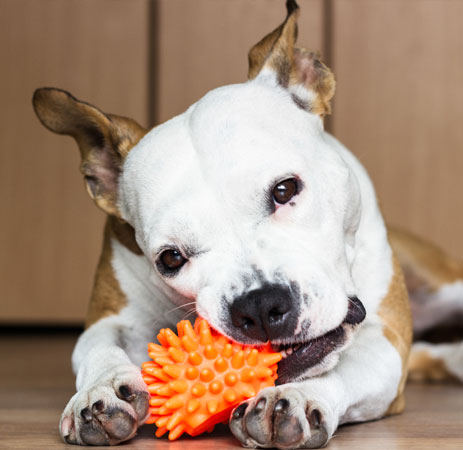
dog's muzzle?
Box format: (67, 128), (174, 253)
(227, 286), (366, 384)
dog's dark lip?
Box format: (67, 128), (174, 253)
(275, 296), (366, 385)
(275, 325), (346, 385)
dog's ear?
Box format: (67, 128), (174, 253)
(32, 87), (147, 217)
(248, 0), (335, 118)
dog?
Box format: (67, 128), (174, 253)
(32, 1), (463, 448)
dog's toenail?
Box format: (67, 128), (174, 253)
(274, 398), (289, 413)
(80, 407), (92, 422)
(233, 403), (248, 420)
(255, 398), (266, 412)
(119, 384), (134, 400)
(309, 409), (322, 428)
(92, 400), (104, 413)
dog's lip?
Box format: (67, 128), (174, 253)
(274, 297), (366, 385)
(274, 324), (346, 385)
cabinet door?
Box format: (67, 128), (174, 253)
(0, 0), (150, 323)
(154, 0), (325, 123)
(8, 0), (458, 324)
(331, 0), (463, 257)
(1, 0), (324, 324)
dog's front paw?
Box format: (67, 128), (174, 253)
(229, 385), (330, 449)
(59, 365), (149, 445)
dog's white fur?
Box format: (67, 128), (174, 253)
(60, 71), (405, 447)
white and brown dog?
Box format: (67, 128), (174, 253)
(33, 1), (462, 448)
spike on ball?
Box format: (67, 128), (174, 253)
(141, 318), (282, 440)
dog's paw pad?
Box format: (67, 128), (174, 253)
(230, 386), (330, 449)
(97, 407), (136, 441)
(79, 415), (110, 445)
(116, 384), (149, 420)
(304, 407), (329, 448)
(69, 401), (137, 445)
(59, 367), (149, 445)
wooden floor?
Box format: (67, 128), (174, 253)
(0, 331), (462, 449)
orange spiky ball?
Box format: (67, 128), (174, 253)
(141, 318), (282, 440)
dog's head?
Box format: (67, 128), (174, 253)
(33, 1), (366, 383)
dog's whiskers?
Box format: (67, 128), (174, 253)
(164, 301), (197, 317)
(181, 308), (197, 321)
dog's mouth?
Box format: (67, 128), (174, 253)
(274, 296), (366, 384)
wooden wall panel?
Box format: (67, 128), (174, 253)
(154, 0), (325, 123)
(331, 0), (463, 258)
(5, 0), (459, 324)
(0, 0), (150, 323)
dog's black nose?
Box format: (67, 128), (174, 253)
(230, 284), (298, 342)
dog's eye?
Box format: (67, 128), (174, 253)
(272, 178), (298, 204)
(159, 249), (187, 272)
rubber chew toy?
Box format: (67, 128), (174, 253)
(141, 319), (282, 440)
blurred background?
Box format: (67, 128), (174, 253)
(1, 0), (462, 326)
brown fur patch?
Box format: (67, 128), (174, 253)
(377, 251), (413, 415)
(85, 217), (129, 328)
(33, 89), (148, 328)
(388, 225), (463, 292)
(109, 216), (143, 255)
(408, 350), (458, 382)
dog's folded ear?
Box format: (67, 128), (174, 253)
(248, 0), (335, 118)
(32, 88), (146, 217)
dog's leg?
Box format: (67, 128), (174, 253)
(59, 220), (177, 445)
(388, 226), (463, 383)
(59, 316), (150, 445)
(408, 341), (463, 382)
(32, 89), (157, 444)
(230, 323), (403, 449)
(388, 225), (463, 335)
